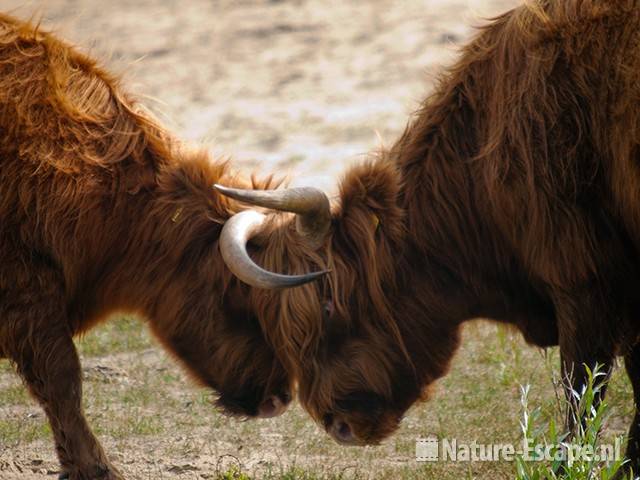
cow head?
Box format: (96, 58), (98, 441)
(145, 228), (294, 421)
(146, 158), (298, 421)
(215, 161), (461, 444)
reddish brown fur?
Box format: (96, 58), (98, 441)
(0, 14), (292, 479)
(238, 0), (640, 455)
(6, 0), (640, 475)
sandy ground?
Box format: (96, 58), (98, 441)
(0, 1), (532, 479)
(4, 0), (517, 190)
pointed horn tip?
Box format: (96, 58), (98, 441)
(285, 269), (331, 289)
(213, 183), (245, 202)
(308, 269), (331, 280)
(242, 268), (330, 290)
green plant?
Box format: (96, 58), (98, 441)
(515, 364), (629, 480)
(218, 466), (252, 480)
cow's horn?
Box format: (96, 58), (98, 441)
(218, 210), (329, 289)
(213, 184), (331, 246)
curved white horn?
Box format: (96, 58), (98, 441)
(214, 184), (331, 247)
(219, 210), (328, 289)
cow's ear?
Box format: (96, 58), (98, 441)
(333, 160), (404, 244)
(330, 160), (404, 315)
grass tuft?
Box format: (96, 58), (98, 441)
(516, 364), (629, 480)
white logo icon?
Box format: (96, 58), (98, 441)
(416, 437), (439, 462)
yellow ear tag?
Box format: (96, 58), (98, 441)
(171, 206), (184, 224)
(371, 214), (380, 231)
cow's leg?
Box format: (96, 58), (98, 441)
(8, 326), (122, 479)
(554, 287), (615, 436)
(2, 293), (122, 479)
(623, 344), (640, 471)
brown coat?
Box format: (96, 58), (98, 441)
(241, 0), (640, 453)
(0, 14), (290, 479)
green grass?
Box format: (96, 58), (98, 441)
(0, 415), (52, 446)
(515, 365), (629, 479)
(76, 315), (153, 357)
(0, 383), (29, 405)
(0, 319), (635, 479)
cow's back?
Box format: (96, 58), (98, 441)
(0, 14), (169, 294)
(466, 0), (640, 274)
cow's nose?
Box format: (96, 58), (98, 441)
(257, 395), (288, 418)
(326, 415), (359, 445)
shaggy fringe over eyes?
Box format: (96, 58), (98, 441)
(330, 160), (409, 361)
(249, 216), (330, 369)
(249, 159), (413, 410)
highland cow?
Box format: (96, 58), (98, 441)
(215, 0), (640, 471)
(0, 14), (319, 480)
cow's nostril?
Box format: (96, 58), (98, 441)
(336, 421), (351, 440)
(257, 395), (287, 418)
(323, 413), (334, 429)
(327, 416), (357, 445)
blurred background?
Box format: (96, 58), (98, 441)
(3, 0), (516, 190)
(5, 2), (633, 480)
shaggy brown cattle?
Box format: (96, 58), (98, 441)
(215, 0), (640, 470)
(0, 14), (318, 480)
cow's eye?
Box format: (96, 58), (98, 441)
(322, 300), (334, 321)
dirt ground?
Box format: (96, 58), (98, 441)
(3, 1), (605, 479)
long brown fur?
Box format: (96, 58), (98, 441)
(239, 0), (640, 459)
(0, 14), (292, 479)
(6, 0), (640, 475)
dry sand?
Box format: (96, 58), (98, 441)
(4, 0), (517, 189)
